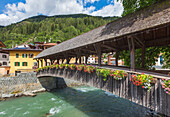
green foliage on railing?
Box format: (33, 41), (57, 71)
(162, 78), (170, 95)
(130, 73), (154, 91)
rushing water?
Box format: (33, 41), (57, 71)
(0, 86), (154, 117)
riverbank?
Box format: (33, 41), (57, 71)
(0, 88), (46, 101)
(0, 72), (45, 100)
(0, 72), (85, 101)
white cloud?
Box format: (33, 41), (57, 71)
(0, 0), (123, 26)
(84, 0), (100, 4)
(91, 0), (123, 17)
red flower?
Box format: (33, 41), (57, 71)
(142, 86), (144, 88)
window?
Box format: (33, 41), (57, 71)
(14, 62), (20, 66)
(16, 53), (19, 58)
(2, 55), (7, 58)
(29, 54), (34, 58)
(3, 62), (7, 65)
(22, 62), (28, 66)
(22, 54), (27, 58)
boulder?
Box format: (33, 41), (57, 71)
(23, 92), (36, 97)
(2, 94), (14, 98)
(32, 88), (46, 93)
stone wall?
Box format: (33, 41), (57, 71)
(0, 72), (43, 95)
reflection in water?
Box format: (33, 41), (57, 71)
(0, 86), (155, 117)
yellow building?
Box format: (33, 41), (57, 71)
(4, 49), (42, 75)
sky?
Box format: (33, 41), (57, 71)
(0, 0), (124, 26)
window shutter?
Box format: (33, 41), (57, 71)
(26, 62), (28, 66)
(22, 62), (24, 66)
(14, 62), (16, 66)
(22, 54), (24, 58)
(18, 62), (20, 66)
(26, 54), (27, 58)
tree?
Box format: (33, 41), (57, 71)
(118, 0), (161, 16)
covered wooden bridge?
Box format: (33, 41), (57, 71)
(35, 0), (170, 78)
(35, 1), (170, 116)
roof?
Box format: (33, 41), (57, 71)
(35, 0), (170, 59)
(43, 43), (57, 46)
(2, 48), (42, 52)
(0, 40), (6, 48)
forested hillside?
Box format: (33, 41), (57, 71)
(0, 14), (118, 48)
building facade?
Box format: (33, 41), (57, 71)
(0, 40), (10, 76)
(7, 49), (42, 75)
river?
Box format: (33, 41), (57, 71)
(0, 86), (155, 117)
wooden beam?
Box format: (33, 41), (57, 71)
(128, 36), (135, 71)
(75, 57), (78, 64)
(81, 48), (96, 54)
(36, 59), (39, 68)
(44, 59), (47, 66)
(131, 38), (135, 71)
(85, 55), (88, 64)
(94, 43), (101, 66)
(142, 46), (145, 68)
(133, 36), (144, 47)
(75, 49), (81, 64)
(40, 60), (43, 67)
(101, 44), (118, 51)
(116, 51), (119, 66)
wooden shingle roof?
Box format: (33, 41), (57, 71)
(35, 0), (170, 59)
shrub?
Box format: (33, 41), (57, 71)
(130, 73), (153, 90)
(162, 78), (170, 95)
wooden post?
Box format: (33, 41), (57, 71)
(94, 43), (101, 66)
(50, 59), (53, 65)
(128, 37), (135, 71)
(85, 56), (88, 64)
(57, 59), (59, 64)
(131, 38), (135, 71)
(75, 49), (81, 64)
(36, 59), (39, 68)
(142, 46), (145, 68)
(44, 59), (47, 66)
(116, 51), (119, 66)
(40, 59), (43, 67)
(66, 58), (70, 64)
(75, 57), (78, 64)
(79, 56), (81, 64)
(62, 59), (64, 63)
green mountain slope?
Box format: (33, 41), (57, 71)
(0, 14), (119, 48)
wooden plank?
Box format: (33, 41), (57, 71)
(162, 86), (166, 116)
(115, 79), (118, 96)
(150, 84), (155, 111)
(116, 52), (119, 66)
(168, 93), (170, 116)
(123, 78), (126, 98)
(112, 78), (115, 95)
(146, 90), (150, 108)
(143, 89), (146, 107)
(120, 79), (123, 98)
(159, 79), (163, 114)
(154, 80), (158, 112)
(131, 81), (134, 102)
(118, 80), (121, 97)
(128, 74), (132, 101)
(166, 93), (169, 116)
(125, 75), (129, 99)
(134, 85), (137, 103)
